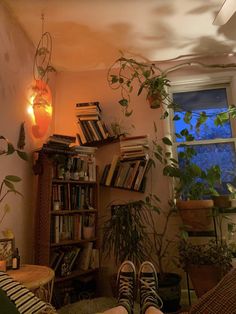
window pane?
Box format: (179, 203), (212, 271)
(173, 88), (232, 141)
(177, 142), (236, 194)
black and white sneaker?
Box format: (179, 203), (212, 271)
(139, 261), (163, 314)
(117, 260), (136, 314)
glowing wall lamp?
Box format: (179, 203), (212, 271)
(28, 15), (55, 139)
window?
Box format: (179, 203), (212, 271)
(171, 82), (236, 194)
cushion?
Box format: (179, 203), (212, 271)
(0, 271), (57, 314)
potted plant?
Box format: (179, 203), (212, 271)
(153, 127), (221, 232)
(140, 195), (182, 313)
(101, 200), (150, 295)
(108, 54), (175, 117)
(178, 238), (233, 297)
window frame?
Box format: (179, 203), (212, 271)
(169, 75), (236, 161)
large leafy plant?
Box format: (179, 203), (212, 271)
(0, 136), (27, 230)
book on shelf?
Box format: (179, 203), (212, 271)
(51, 250), (65, 272)
(133, 156), (151, 191)
(114, 162), (130, 188)
(120, 135), (149, 147)
(77, 242), (93, 271)
(126, 160), (141, 189)
(105, 154), (120, 186)
(87, 120), (101, 142)
(76, 101), (101, 111)
(100, 164), (111, 185)
(78, 115), (99, 121)
(70, 145), (97, 155)
(90, 249), (100, 269)
(96, 120), (109, 140)
(76, 124), (87, 145)
(63, 246), (81, 271)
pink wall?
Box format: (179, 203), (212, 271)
(0, 3), (56, 263)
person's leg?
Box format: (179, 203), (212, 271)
(102, 261), (136, 314)
(145, 306), (164, 314)
(139, 261), (163, 314)
(102, 305), (128, 314)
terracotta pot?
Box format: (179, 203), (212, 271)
(187, 264), (222, 297)
(146, 93), (162, 109)
(212, 195), (231, 208)
(176, 199), (214, 232)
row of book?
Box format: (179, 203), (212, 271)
(51, 213), (96, 243)
(52, 155), (96, 182)
(50, 243), (99, 275)
(100, 154), (150, 191)
(76, 101), (113, 145)
(100, 135), (150, 191)
(52, 184), (95, 210)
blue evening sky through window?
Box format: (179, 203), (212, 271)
(173, 88), (236, 192)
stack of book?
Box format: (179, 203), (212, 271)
(120, 135), (149, 160)
(76, 102), (111, 145)
(43, 134), (76, 151)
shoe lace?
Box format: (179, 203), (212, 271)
(118, 273), (134, 304)
(140, 277), (163, 309)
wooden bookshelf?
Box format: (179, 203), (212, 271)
(34, 149), (100, 307)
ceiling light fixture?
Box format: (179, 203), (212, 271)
(28, 14), (55, 139)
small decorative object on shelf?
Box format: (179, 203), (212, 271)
(0, 260), (6, 271)
(12, 248), (20, 270)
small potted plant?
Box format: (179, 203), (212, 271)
(178, 238), (233, 297)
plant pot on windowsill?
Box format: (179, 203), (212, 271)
(176, 199), (214, 232)
(212, 195), (231, 209)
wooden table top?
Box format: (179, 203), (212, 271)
(7, 264), (54, 291)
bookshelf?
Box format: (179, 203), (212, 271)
(34, 148), (100, 308)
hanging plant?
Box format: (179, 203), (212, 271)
(107, 54), (175, 117)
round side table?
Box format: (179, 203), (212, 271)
(8, 264), (54, 302)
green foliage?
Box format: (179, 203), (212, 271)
(107, 54), (176, 117)
(179, 239), (233, 274)
(0, 135), (28, 227)
(152, 129), (221, 200)
(102, 201), (150, 265)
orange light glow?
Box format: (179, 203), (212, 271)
(28, 80), (52, 138)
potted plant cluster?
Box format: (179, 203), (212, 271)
(106, 52), (236, 303)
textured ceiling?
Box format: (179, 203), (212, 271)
(3, 0), (236, 72)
